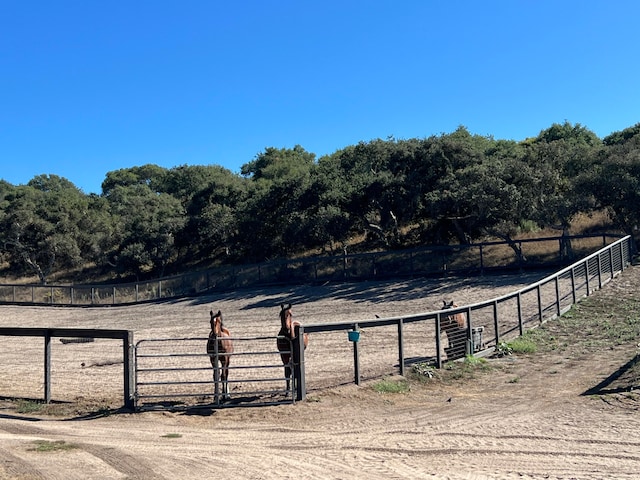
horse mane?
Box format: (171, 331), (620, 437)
(280, 303), (292, 321)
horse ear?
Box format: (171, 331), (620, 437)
(216, 310), (221, 316)
(280, 303), (285, 310)
(287, 303), (292, 310)
(443, 300), (447, 307)
(210, 310), (214, 317)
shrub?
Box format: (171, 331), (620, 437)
(508, 337), (538, 354)
(372, 378), (410, 394)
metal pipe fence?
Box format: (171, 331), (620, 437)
(0, 233), (623, 307)
(0, 236), (630, 409)
(0, 328), (134, 409)
(302, 235), (632, 388)
(134, 335), (297, 409)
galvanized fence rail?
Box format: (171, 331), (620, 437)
(134, 335), (301, 409)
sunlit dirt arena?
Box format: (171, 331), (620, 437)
(0, 269), (639, 479)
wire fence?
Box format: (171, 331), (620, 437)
(0, 234), (623, 306)
(301, 235), (632, 390)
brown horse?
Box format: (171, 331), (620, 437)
(276, 303), (309, 391)
(441, 300), (468, 360)
(207, 310), (233, 401)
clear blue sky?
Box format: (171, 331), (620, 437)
(1, 1), (638, 195)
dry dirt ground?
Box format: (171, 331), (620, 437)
(0, 268), (639, 479)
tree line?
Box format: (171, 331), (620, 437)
(1, 121), (639, 284)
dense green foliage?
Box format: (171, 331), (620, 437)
(1, 121), (639, 283)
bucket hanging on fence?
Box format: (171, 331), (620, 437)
(348, 330), (360, 342)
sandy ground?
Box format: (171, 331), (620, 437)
(0, 269), (639, 479)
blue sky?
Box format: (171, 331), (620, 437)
(1, 1), (638, 195)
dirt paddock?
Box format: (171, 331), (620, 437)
(0, 269), (639, 479)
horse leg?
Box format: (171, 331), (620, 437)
(280, 353), (292, 391)
(221, 358), (230, 400)
(211, 359), (220, 401)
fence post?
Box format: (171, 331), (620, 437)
(293, 325), (306, 401)
(609, 247), (614, 280)
(343, 248), (348, 280)
(435, 314), (442, 369)
(517, 292), (523, 336)
(518, 241), (523, 270)
(537, 285), (543, 323)
(44, 330), (52, 404)
(597, 253), (603, 289)
(492, 302), (499, 348)
(570, 267), (576, 304)
(467, 306), (475, 355)
(124, 332), (135, 410)
(213, 332), (220, 405)
(397, 319), (405, 376)
(555, 277), (561, 317)
(352, 323), (360, 384)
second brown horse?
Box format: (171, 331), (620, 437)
(207, 310), (233, 401)
(277, 303), (309, 391)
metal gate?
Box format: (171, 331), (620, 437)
(134, 335), (297, 410)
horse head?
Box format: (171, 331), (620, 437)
(210, 310), (223, 336)
(441, 300), (466, 329)
(280, 303), (292, 323)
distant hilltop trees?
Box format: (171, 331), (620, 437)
(1, 121), (639, 284)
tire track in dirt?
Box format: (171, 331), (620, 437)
(0, 448), (47, 480)
(79, 444), (165, 480)
(0, 418), (167, 479)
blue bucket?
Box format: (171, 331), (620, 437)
(348, 330), (360, 342)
